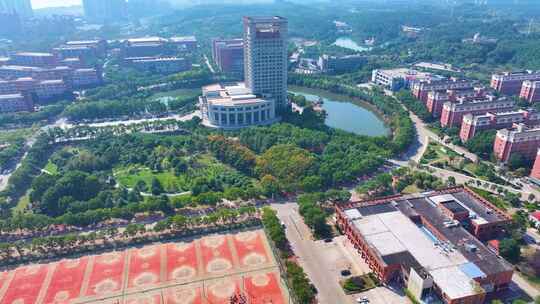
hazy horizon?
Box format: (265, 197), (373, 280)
(31, 0), (81, 9)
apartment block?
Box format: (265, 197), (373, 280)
(124, 56), (191, 74)
(0, 77), (34, 94)
(10, 52), (58, 67)
(212, 38), (244, 74)
(122, 37), (169, 58)
(426, 87), (486, 117)
(318, 54), (366, 73)
(65, 40), (108, 56)
(336, 187), (513, 304)
(494, 123), (540, 163)
(34, 79), (68, 100)
(440, 97), (515, 128)
(412, 78), (476, 103)
(491, 71), (540, 96)
(0, 93), (32, 113)
(169, 36), (198, 52)
(372, 68), (435, 92)
(460, 109), (540, 142)
(0, 65), (72, 81)
(520, 80), (540, 103)
(72, 68), (101, 88)
(530, 149), (540, 180)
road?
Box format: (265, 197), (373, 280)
(272, 202), (353, 304)
(204, 55), (215, 74)
(0, 117), (67, 191)
(62, 111), (201, 129)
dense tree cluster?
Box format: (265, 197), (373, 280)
(465, 130), (497, 159)
(208, 135), (257, 175)
(297, 193), (331, 238)
(395, 91), (433, 122)
(0, 139), (24, 171)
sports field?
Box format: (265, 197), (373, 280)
(0, 229), (290, 304)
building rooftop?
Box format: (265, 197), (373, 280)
(375, 68), (435, 81)
(244, 16), (287, 23)
(346, 208), (477, 300)
(39, 79), (64, 85)
(65, 40), (102, 45)
(127, 37), (167, 44)
(131, 57), (185, 63)
(341, 187), (513, 300)
(0, 93), (24, 99)
(170, 36), (197, 42)
(202, 82), (272, 107)
(15, 52), (54, 57)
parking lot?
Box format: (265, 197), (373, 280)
(316, 236), (410, 304)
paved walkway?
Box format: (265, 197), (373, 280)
(271, 202), (353, 304)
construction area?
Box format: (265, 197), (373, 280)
(0, 229), (290, 304)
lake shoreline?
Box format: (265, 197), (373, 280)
(289, 85), (390, 137)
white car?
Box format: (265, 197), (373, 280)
(356, 296), (369, 303)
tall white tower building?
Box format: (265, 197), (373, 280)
(0, 0), (32, 18)
(243, 16), (288, 108)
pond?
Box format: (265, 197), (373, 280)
(289, 86), (390, 137)
(333, 37), (371, 52)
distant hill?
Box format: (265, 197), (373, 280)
(33, 5), (83, 17)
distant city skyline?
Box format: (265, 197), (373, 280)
(31, 0), (81, 9)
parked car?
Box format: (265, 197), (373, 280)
(356, 296), (369, 304)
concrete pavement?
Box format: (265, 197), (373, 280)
(272, 202), (353, 304)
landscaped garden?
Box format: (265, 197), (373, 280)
(341, 273), (381, 294)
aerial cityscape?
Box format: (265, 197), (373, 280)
(0, 0), (540, 304)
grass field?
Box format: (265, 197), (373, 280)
(0, 127), (36, 143)
(402, 184), (422, 194)
(114, 165), (190, 192)
(151, 88), (200, 100)
(43, 161), (58, 175)
(13, 191), (30, 213)
(468, 187), (510, 210)
(113, 154), (253, 194)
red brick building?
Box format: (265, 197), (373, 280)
(412, 78), (476, 103)
(426, 87), (486, 117)
(10, 52), (58, 67)
(212, 38), (244, 74)
(0, 93), (33, 113)
(530, 149), (540, 180)
(520, 80), (540, 103)
(440, 97), (514, 128)
(493, 123), (540, 163)
(491, 71), (540, 96)
(460, 109), (540, 142)
(336, 187), (513, 304)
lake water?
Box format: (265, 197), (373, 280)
(289, 87), (389, 136)
(333, 37), (371, 52)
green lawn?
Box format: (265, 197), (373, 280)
(13, 191), (31, 213)
(151, 88), (200, 100)
(402, 184), (422, 194)
(0, 127), (36, 143)
(114, 165), (190, 193)
(43, 161), (58, 175)
(468, 187), (510, 210)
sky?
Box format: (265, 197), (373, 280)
(31, 0), (82, 9)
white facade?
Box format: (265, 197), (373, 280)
(199, 82), (277, 130)
(243, 16), (288, 108)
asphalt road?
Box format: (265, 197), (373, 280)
(271, 202), (353, 304)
